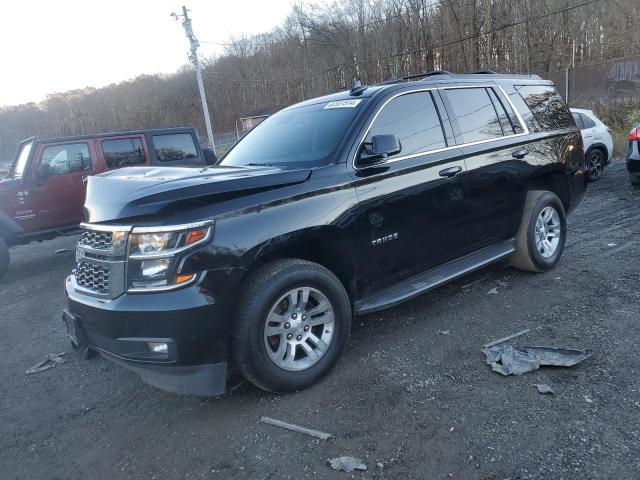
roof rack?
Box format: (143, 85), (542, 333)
(404, 69), (452, 80)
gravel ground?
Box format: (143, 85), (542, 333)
(1, 160), (639, 480)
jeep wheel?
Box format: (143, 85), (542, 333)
(586, 149), (605, 181)
(0, 237), (9, 282)
(511, 191), (567, 273)
(232, 259), (351, 393)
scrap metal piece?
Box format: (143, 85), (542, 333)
(482, 344), (540, 375)
(534, 383), (554, 394)
(482, 342), (592, 377)
(483, 329), (531, 349)
(524, 346), (594, 367)
(260, 416), (332, 440)
(25, 352), (66, 375)
(328, 456), (367, 472)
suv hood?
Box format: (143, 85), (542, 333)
(84, 165), (312, 223)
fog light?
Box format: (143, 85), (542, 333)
(148, 342), (168, 354)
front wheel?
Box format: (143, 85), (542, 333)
(231, 259), (352, 393)
(511, 191), (567, 273)
(0, 238), (9, 282)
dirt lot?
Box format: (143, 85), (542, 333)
(1, 160), (639, 480)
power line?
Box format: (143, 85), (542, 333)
(327, 0), (604, 73)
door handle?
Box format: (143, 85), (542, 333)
(439, 166), (462, 178)
(512, 148), (529, 159)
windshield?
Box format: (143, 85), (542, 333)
(220, 100), (363, 169)
(11, 141), (33, 178)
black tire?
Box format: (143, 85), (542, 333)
(586, 149), (605, 182)
(511, 190), (567, 273)
(0, 237), (9, 282)
(231, 259), (352, 393)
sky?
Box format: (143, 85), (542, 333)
(0, 0), (295, 107)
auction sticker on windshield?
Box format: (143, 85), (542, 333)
(324, 99), (362, 109)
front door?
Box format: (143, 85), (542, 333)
(24, 141), (95, 231)
(352, 90), (470, 295)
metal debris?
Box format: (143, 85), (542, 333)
(328, 456), (367, 472)
(54, 248), (69, 254)
(483, 343), (592, 376)
(438, 330), (451, 335)
(260, 416), (332, 440)
(534, 383), (554, 394)
(25, 352), (66, 375)
(486, 287), (498, 295)
(483, 329), (531, 349)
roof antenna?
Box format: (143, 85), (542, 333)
(350, 78), (368, 96)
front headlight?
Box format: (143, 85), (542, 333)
(127, 221), (213, 291)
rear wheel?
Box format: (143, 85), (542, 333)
(511, 191), (567, 273)
(0, 238), (9, 282)
(232, 259), (351, 393)
(586, 149), (605, 181)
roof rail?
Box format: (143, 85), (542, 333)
(375, 75), (404, 86)
(350, 78), (368, 96)
(469, 69), (497, 74)
(404, 70), (452, 81)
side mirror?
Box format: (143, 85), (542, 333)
(358, 134), (402, 167)
(202, 147), (218, 165)
(36, 164), (52, 181)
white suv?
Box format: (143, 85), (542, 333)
(570, 108), (613, 181)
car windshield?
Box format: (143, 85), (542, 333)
(220, 100), (363, 169)
(10, 141), (33, 178)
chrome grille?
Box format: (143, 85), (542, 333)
(75, 261), (111, 296)
(73, 225), (129, 299)
(79, 230), (113, 251)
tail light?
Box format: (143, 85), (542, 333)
(628, 128), (640, 141)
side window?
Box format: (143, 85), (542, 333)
(572, 113), (585, 129)
(445, 88), (503, 143)
(488, 88), (515, 135)
(152, 133), (198, 162)
(581, 114), (596, 129)
(516, 85), (574, 131)
(40, 143), (91, 175)
(102, 138), (146, 169)
(364, 91), (446, 160)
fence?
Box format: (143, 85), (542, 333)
(546, 55), (640, 109)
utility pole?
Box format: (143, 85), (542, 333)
(172, 6), (215, 148)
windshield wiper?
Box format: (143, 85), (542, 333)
(245, 162), (280, 167)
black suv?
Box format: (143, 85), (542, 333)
(63, 72), (586, 396)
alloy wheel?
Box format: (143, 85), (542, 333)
(535, 206), (561, 258)
(587, 151), (604, 180)
(263, 287), (335, 372)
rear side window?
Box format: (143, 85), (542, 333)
(365, 91), (446, 159)
(152, 133), (198, 162)
(102, 138), (146, 168)
(516, 85), (573, 131)
(445, 88), (503, 143)
(572, 113), (585, 129)
(581, 114), (596, 129)
(40, 143), (92, 175)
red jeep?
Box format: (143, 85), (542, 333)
(0, 127), (213, 280)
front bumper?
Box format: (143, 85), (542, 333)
(64, 269), (242, 396)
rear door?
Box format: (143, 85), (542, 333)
(148, 132), (202, 167)
(353, 90), (469, 293)
(99, 135), (149, 171)
(26, 141), (96, 230)
(440, 86), (529, 250)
